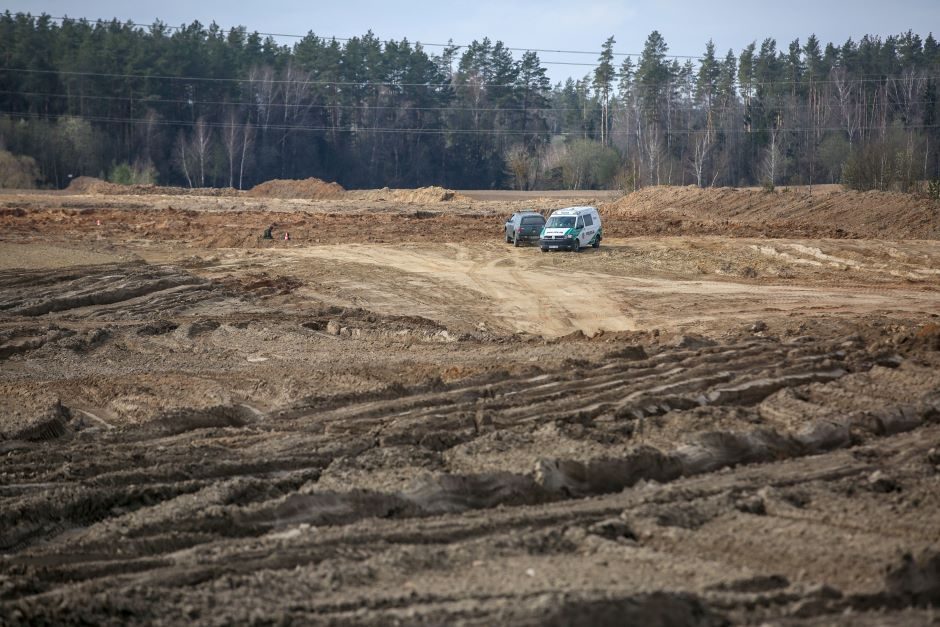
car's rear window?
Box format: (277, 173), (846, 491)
(521, 216), (545, 225)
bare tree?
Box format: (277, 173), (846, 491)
(191, 117), (212, 187)
(221, 114), (257, 190)
(280, 62), (314, 172)
(238, 122), (255, 191)
(640, 122), (664, 186)
(504, 143), (539, 190)
(222, 112), (241, 189)
(832, 68), (861, 147)
(761, 116), (782, 189)
(248, 66), (277, 131)
(175, 130), (193, 188)
(689, 129), (714, 188)
(889, 68), (927, 185)
(175, 118), (213, 188)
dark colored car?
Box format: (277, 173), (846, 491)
(504, 211), (546, 247)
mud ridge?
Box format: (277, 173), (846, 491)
(0, 263), (210, 318)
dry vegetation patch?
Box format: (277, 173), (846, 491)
(65, 176), (239, 197)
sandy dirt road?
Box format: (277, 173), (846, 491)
(284, 243), (635, 336)
(274, 240), (940, 337)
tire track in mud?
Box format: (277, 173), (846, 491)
(0, 263), (259, 370)
(3, 260), (940, 623)
(4, 422), (939, 625)
(0, 262), (251, 320)
(3, 335), (937, 550)
(0, 264), (206, 318)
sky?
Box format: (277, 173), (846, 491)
(6, 0), (940, 83)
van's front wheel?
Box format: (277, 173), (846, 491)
(572, 238), (580, 253)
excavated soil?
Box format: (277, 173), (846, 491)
(600, 185), (940, 240)
(247, 178), (347, 200)
(353, 186), (471, 203)
(1, 185), (940, 625)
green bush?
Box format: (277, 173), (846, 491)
(108, 160), (158, 185)
(109, 163), (133, 185)
(927, 179), (940, 201)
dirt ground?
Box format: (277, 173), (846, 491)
(1, 185), (939, 625)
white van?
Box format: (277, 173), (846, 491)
(538, 206), (602, 252)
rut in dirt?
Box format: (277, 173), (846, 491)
(3, 331), (937, 554)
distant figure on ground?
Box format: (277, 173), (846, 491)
(262, 225), (274, 239)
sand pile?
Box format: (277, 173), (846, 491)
(65, 177), (119, 194)
(355, 186), (469, 203)
(246, 178), (346, 199)
(601, 186), (940, 239)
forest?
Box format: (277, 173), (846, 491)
(1, 12), (939, 191)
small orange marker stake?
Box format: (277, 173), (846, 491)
(284, 232), (290, 241)
(96, 219), (101, 226)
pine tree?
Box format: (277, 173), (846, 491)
(617, 56), (635, 99)
(593, 36), (616, 146)
(803, 35), (824, 82)
(516, 51), (551, 142)
(696, 40), (720, 108)
(636, 31), (670, 124)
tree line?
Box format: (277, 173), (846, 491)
(1, 12), (938, 191)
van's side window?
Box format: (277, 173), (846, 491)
(584, 214), (593, 227)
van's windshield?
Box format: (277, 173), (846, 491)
(546, 216), (576, 228)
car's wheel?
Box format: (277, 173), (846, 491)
(572, 238), (581, 253)
(513, 234), (521, 247)
(506, 232), (512, 243)
(540, 247), (548, 253)
(592, 235), (600, 248)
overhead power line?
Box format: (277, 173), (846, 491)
(3, 65), (939, 91)
(41, 15), (703, 61)
(3, 88), (936, 116)
(3, 108), (938, 136)
(33, 14), (940, 74)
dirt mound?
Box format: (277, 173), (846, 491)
(601, 186), (940, 239)
(65, 177), (238, 197)
(356, 186), (469, 203)
(246, 177), (345, 199)
(65, 177), (119, 194)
